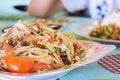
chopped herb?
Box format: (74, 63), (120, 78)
(53, 41), (59, 46)
(23, 52), (29, 56)
(61, 65), (71, 69)
(38, 31), (43, 36)
(49, 46), (56, 52)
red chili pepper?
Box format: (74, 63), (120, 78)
(73, 43), (78, 52)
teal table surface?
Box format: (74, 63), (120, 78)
(0, 15), (120, 80)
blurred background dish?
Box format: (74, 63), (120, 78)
(73, 21), (120, 43)
(74, 11), (120, 43)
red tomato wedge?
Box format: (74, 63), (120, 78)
(2, 43), (15, 55)
(23, 34), (39, 42)
(4, 56), (35, 73)
(31, 62), (49, 72)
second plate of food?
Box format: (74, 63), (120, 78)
(73, 21), (120, 43)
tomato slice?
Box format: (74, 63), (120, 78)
(4, 56), (35, 73)
(23, 34), (39, 42)
(3, 43), (15, 55)
(58, 37), (62, 44)
(31, 62), (49, 72)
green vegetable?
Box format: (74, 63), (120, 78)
(39, 31), (43, 36)
(23, 52), (29, 56)
(49, 46), (56, 52)
(61, 65), (71, 69)
(53, 41), (59, 46)
(100, 36), (108, 39)
(107, 26), (113, 32)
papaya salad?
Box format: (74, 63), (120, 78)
(0, 20), (94, 73)
(89, 11), (120, 40)
(89, 23), (120, 40)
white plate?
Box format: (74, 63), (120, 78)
(73, 21), (120, 43)
(0, 40), (116, 80)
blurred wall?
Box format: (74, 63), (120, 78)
(0, 0), (30, 15)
